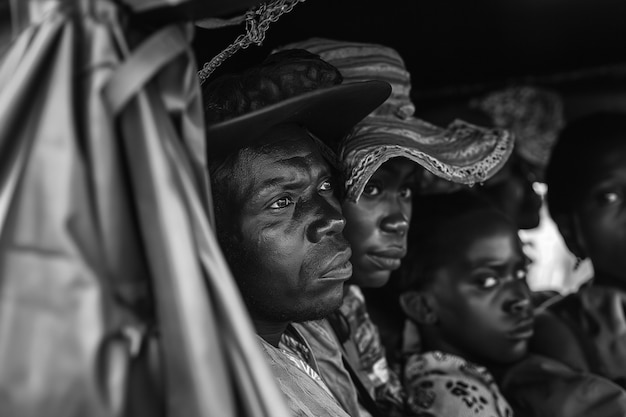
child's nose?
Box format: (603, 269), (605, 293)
(506, 297), (532, 315)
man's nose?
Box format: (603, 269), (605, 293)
(306, 197), (346, 243)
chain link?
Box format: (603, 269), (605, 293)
(198, 0), (306, 84)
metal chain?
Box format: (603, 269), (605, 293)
(198, 0), (306, 84)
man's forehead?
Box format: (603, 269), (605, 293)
(233, 127), (332, 196)
(251, 125), (328, 174)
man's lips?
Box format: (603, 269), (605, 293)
(367, 247), (407, 271)
(507, 318), (534, 340)
(320, 248), (353, 281)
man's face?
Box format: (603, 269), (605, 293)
(229, 125), (352, 323)
(341, 158), (416, 288)
(574, 140), (626, 283)
(427, 212), (533, 365)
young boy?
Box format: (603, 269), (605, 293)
(399, 190), (626, 417)
(533, 112), (626, 385)
(399, 191), (528, 417)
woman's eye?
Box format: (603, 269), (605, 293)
(363, 184), (381, 196)
(400, 186), (413, 199)
(478, 276), (498, 289)
(319, 179), (334, 192)
(269, 197), (293, 209)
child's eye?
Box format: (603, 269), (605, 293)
(478, 276), (499, 289)
(269, 197), (293, 209)
(363, 184), (381, 197)
(319, 179), (334, 192)
(399, 186), (413, 199)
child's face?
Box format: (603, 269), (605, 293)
(342, 158), (416, 288)
(574, 140), (626, 281)
(427, 212), (533, 365)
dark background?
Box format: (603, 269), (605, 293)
(193, 0), (626, 119)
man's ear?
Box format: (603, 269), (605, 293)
(400, 291), (437, 325)
(554, 213), (588, 259)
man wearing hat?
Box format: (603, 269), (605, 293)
(202, 49), (390, 417)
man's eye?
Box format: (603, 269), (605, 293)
(363, 184), (381, 196)
(478, 276), (498, 289)
(596, 190), (623, 206)
(319, 179), (334, 192)
(269, 197), (293, 209)
(400, 186), (413, 199)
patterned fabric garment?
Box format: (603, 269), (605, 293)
(339, 285), (406, 416)
(259, 327), (350, 417)
(404, 351), (513, 417)
(279, 327), (336, 399)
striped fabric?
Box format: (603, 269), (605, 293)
(280, 329), (337, 400)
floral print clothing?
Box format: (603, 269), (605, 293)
(338, 285), (406, 416)
(404, 351), (513, 417)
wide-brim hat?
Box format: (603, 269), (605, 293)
(205, 81), (391, 159)
(202, 49), (391, 160)
(274, 38), (514, 201)
(342, 116), (513, 202)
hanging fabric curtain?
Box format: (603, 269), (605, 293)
(0, 1), (289, 416)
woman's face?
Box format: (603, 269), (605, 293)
(426, 212), (533, 365)
(341, 158), (417, 288)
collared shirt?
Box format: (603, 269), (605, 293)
(293, 319), (367, 417)
(297, 285), (406, 417)
(259, 326), (350, 417)
(279, 327), (335, 399)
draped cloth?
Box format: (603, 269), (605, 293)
(0, 1), (289, 416)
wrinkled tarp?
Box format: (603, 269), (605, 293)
(0, 1), (289, 416)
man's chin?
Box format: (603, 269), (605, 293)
(291, 295), (345, 323)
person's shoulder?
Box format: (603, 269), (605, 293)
(546, 283), (626, 323)
(403, 351), (512, 417)
(404, 351), (495, 386)
(501, 354), (626, 417)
